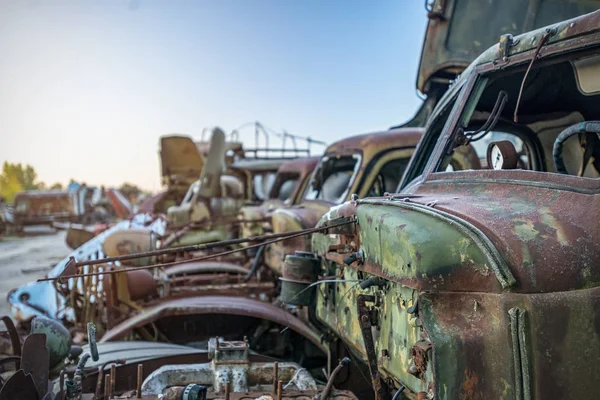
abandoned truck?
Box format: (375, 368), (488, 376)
(159, 130), (318, 247)
(139, 123), (321, 215)
(262, 127), (424, 276)
(8, 184), (131, 234)
(5, 5), (600, 400)
(307, 9), (600, 400)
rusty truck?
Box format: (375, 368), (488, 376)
(3, 3), (600, 400)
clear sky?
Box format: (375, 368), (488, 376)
(0, 0), (428, 192)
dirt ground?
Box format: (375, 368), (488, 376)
(0, 228), (70, 317)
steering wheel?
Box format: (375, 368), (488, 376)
(553, 121), (600, 174)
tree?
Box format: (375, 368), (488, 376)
(0, 162), (44, 202)
(50, 182), (64, 190)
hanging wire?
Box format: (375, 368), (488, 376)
(514, 29), (554, 123)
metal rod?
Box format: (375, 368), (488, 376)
(104, 374), (111, 399)
(38, 220), (353, 282)
(73, 221), (349, 268)
(95, 360), (125, 399)
(136, 364), (143, 398)
(273, 361), (279, 394)
(277, 380), (283, 400)
(0, 316), (22, 360)
(110, 364), (116, 396)
(320, 357), (351, 399)
(59, 370), (65, 400)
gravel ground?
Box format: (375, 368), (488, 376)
(0, 228), (70, 317)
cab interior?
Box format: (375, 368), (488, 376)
(439, 51), (600, 178)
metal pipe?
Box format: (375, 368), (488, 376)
(277, 380), (283, 400)
(272, 361), (279, 394)
(110, 364), (116, 396)
(94, 360), (125, 399)
(104, 374), (111, 399)
(224, 381), (231, 400)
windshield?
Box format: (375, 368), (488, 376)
(430, 53), (600, 182)
(303, 154), (360, 204)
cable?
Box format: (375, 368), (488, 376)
(392, 386), (406, 400)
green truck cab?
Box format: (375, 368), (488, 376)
(309, 9), (600, 399)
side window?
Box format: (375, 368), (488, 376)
(367, 157), (411, 197)
(269, 173), (299, 201)
(277, 178), (297, 201)
(303, 155), (360, 204)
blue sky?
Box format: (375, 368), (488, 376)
(0, 0), (427, 191)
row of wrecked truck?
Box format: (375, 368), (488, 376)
(2, 3), (600, 399)
(0, 183), (132, 237)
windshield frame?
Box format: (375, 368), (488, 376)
(301, 152), (362, 204)
(405, 39), (600, 193)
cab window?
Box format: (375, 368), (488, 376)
(367, 157), (411, 196)
(304, 155), (360, 204)
(436, 56), (600, 179)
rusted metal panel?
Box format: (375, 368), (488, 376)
(309, 9), (600, 399)
(323, 128), (422, 164)
(105, 189), (132, 219)
(13, 190), (77, 226)
(404, 177), (600, 292)
(160, 135), (205, 189)
(0, 369), (38, 399)
(99, 296), (324, 351)
(417, 0), (600, 95)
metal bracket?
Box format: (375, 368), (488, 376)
(356, 295), (389, 400)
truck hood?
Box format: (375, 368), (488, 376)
(401, 171), (600, 293)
